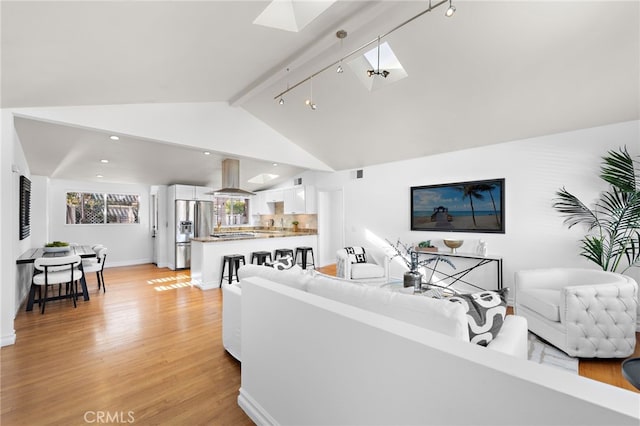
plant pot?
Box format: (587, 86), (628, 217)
(292, 224), (299, 232)
(415, 246), (438, 253)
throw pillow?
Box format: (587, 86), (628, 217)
(448, 288), (508, 346)
(344, 246), (367, 264)
(266, 255), (295, 270)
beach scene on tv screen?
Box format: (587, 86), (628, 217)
(412, 181), (503, 231)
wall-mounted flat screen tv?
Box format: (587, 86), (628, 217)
(411, 178), (505, 233)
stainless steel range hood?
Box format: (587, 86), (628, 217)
(208, 159), (255, 196)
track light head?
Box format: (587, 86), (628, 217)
(336, 64), (343, 73)
(367, 69), (390, 78)
(310, 103), (317, 110)
(278, 97), (285, 105)
(445, 1), (456, 17)
(305, 99), (311, 106)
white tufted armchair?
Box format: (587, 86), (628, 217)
(336, 246), (389, 284)
(515, 268), (638, 358)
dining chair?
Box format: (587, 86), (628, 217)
(31, 255), (83, 314)
(82, 244), (104, 267)
(82, 247), (108, 292)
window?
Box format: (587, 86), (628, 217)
(66, 192), (139, 224)
(213, 196), (249, 226)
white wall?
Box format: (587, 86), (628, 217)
(1, 109), (33, 346)
(45, 178), (153, 267)
(310, 120), (640, 288)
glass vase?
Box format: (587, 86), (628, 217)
(403, 270), (423, 292)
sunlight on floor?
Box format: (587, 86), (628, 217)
(153, 282), (193, 292)
(146, 273), (193, 292)
(146, 274), (190, 285)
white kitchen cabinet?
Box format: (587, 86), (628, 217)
(283, 187), (305, 214)
(170, 184), (214, 201)
(265, 190), (284, 203)
(252, 191), (270, 215)
(304, 185), (317, 214)
(253, 185), (316, 215)
(195, 186), (213, 201)
(174, 184), (195, 200)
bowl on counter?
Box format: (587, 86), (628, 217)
(443, 239), (464, 253)
(43, 246), (70, 253)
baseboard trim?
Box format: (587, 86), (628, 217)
(1, 331), (17, 347)
(238, 388), (277, 426)
(193, 281), (218, 291)
(106, 259), (152, 268)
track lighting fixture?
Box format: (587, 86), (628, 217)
(273, 0), (455, 108)
(445, 0), (456, 17)
(277, 70), (289, 105)
(305, 78), (317, 110)
(335, 29), (347, 74)
(366, 36), (390, 79)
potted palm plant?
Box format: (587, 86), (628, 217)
(553, 146), (639, 273)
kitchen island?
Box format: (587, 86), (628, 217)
(190, 230), (318, 290)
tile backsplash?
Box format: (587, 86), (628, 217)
(258, 213), (317, 231)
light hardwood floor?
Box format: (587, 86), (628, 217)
(1, 264), (253, 425)
(2, 264), (637, 425)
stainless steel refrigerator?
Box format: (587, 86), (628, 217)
(175, 200), (214, 269)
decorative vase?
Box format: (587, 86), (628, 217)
(403, 270), (423, 292)
(477, 240), (488, 256)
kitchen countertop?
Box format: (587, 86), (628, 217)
(192, 229), (317, 243)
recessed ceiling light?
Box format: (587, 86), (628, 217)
(96, 174), (104, 178)
(110, 135), (119, 141)
(100, 159), (109, 163)
(273, 163), (278, 166)
(203, 151), (211, 155)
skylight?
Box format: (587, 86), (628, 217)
(253, 0), (336, 32)
(348, 41), (408, 92)
(363, 42), (402, 70)
(248, 173), (279, 184)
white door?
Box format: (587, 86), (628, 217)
(151, 194), (158, 264)
(317, 188), (344, 267)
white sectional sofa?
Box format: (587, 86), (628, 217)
(223, 265), (640, 425)
(222, 264), (528, 362)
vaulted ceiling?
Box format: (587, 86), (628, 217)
(3, 1), (638, 188)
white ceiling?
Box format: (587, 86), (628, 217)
(3, 1), (639, 187)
